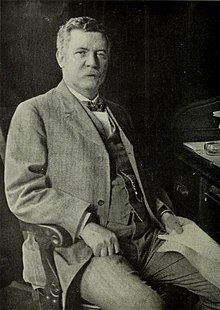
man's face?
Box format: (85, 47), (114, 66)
(57, 29), (109, 99)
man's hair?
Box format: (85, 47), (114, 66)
(56, 16), (110, 53)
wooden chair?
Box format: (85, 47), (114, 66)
(19, 221), (101, 310)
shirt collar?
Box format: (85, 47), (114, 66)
(67, 84), (99, 103)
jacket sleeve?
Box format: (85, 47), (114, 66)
(4, 102), (90, 242)
(142, 163), (175, 220)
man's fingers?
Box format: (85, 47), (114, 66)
(166, 227), (173, 234)
(165, 220), (183, 234)
(82, 225), (120, 257)
(94, 243), (102, 257)
(172, 217), (183, 234)
(113, 238), (120, 254)
(108, 241), (114, 256)
(94, 239), (118, 257)
(100, 247), (108, 257)
(174, 223), (183, 234)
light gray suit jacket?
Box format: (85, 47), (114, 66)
(5, 80), (171, 301)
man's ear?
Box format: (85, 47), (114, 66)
(56, 50), (65, 68)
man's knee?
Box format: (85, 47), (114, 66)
(80, 255), (167, 310)
(121, 285), (167, 310)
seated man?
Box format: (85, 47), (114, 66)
(5, 17), (220, 310)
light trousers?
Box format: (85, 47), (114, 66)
(80, 237), (220, 310)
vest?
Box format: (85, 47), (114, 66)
(86, 107), (150, 240)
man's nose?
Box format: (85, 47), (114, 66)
(86, 53), (99, 68)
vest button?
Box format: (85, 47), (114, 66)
(98, 199), (104, 206)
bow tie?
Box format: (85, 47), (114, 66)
(82, 98), (106, 112)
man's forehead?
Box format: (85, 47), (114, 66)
(68, 29), (108, 48)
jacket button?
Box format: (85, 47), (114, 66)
(98, 200), (104, 206)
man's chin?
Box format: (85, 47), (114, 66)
(75, 83), (100, 98)
(81, 81), (101, 91)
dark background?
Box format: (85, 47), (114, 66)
(1, 0), (220, 280)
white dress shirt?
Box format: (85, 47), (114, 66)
(67, 85), (114, 137)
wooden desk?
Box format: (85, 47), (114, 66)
(169, 142), (220, 243)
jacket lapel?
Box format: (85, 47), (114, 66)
(106, 106), (134, 156)
(106, 106), (140, 183)
(55, 81), (106, 147)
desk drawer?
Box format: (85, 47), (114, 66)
(171, 163), (201, 221)
(201, 185), (220, 243)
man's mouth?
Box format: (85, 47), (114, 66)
(85, 72), (100, 78)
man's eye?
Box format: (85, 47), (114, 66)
(76, 51), (86, 56)
(97, 52), (107, 58)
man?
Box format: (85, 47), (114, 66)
(5, 17), (220, 310)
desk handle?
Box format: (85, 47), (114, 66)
(174, 182), (189, 197)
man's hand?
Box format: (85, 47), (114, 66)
(80, 222), (120, 257)
(161, 212), (183, 234)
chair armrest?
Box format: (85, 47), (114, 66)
(19, 221), (73, 308)
(19, 221), (73, 248)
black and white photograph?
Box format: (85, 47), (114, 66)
(1, 1), (220, 309)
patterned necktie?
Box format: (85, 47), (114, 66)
(82, 98), (106, 112)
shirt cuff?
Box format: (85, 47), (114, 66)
(77, 212), (92, 238)
(158, 204), (174, 218)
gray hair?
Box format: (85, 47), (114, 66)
(56, 16), (110, 53)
